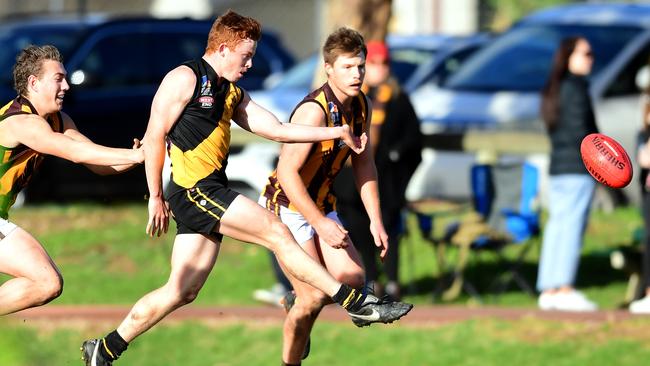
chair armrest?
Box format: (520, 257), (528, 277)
(500, 209), (540, 242)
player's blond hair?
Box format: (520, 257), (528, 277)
(322, 27), (367, 65)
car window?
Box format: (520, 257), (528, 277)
(273, 55), (319, 90)
(75, 33), (154, 88)
(605, 40), (650, 97)
(151, 32), (206, 82)
(272, 47), (434, 91)
(390, 48), (437, 84)
(0, 25), (84, 84)
(445, 24), (642, 92)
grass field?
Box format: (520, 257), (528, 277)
(3, 316), (650, 366)
(2, 202), (649, 365)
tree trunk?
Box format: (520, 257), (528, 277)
(313, 0), (392, 87)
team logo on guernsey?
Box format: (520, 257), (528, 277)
(328, 102), (348, 148)
(198, 75), (214, 108)
(328, 102), (341, 127)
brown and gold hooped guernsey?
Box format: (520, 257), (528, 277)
(166, 58), (243, 193)
(262, 83), (368, 214)
(0, 96), (63, 219)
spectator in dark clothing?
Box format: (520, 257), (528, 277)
(334, 41), (422, 300)
(631, 64), (650, 314)
(537, 36), (599, 312)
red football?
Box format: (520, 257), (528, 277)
(580, 133), (632, 188)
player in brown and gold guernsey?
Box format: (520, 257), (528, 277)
(260, 28), (412, 366)
(0, 45), (144, 316)
(82, 10), (411, 366)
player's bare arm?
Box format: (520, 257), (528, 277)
(276, 102), (349, 249)
(59, 112), (143, 175)
(0, 113), (142, 166)
(351, 100), (389, 258)
(142, 65), (195, 237)
(233, 91), (366, 154)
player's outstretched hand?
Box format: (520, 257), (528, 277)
(132, 138), (145, 164)
(339, 125), (366, 154)
(146, 196), (169, 237)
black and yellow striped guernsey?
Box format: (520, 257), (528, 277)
(166, 58), (244, 192)
(0, 96), (63, 219)
(262, 83), (368, 214)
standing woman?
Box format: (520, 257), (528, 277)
(537, 37), (599, 311)
(631, 60), (650, 314)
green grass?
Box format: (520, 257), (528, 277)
(2, 202), (644, 307)
(3, 316), (650, 366)
(2, 203), (649, 365)
(5, 203), (278, 305)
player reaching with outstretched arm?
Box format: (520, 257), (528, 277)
(81, 10), (412, 366)
(0, 45), (144, 316)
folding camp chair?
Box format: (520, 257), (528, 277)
(435, 161), (541, 302)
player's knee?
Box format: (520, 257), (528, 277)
(38, 273), (63, 304)
(267, 219), (294, 249)
(172, 290), (197, 306)
(337, 272), (365, 290)
(171, 286), (201, 306)
(293, 296), (324, 322)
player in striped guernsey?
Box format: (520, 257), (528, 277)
(259, 28), (413, 365)
(82, 11), (410, 366)
(0, 45), (143, 316)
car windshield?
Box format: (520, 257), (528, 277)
(273, 47), (437, 90)
(444, 24), (642, 92)
(0, 24), (85, 84)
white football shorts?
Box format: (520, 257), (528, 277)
(258, 196), (341, 245)
(0, 217), (18, 240)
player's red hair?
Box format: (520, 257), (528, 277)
(206, 10), (261, 53)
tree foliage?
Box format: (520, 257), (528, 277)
(485, 0), (576, 31)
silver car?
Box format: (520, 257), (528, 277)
(408, 3), (650, 205)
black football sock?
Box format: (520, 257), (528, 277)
(332, 284), (367, 311)
(100, 330), (129, 360)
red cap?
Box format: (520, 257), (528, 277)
(366, 40), (389, 62)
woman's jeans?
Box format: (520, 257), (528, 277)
(536, 174), (595, 292)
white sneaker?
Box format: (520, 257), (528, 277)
(629, 296), (650, 314)
(252, 283), (287, 307)
(552, 290), (598, 312)
(538, 292), (556, 310)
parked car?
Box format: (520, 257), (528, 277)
(249, 33), (490, 122)
(407, 3), (650, 205)
(225, 33), (490, 198)
(0, 14), (295, 202)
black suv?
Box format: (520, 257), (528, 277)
(0, 14), (295, 202)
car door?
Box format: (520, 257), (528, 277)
(594, 32), (650, 204)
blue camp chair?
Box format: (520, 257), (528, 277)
(436, 161), (540, 301)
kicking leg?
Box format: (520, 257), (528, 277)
(220, 196), (412, 329)
(0, 227), (63, 315)
(219, 196), (342, 297)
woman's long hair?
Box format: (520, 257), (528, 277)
(540, 37), (583, 131)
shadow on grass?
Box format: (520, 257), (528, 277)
(404, 249), (629, 302)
